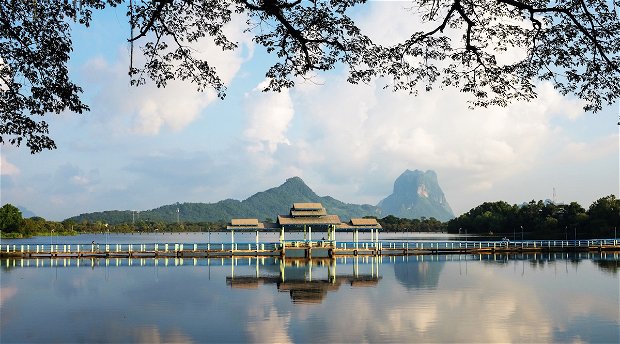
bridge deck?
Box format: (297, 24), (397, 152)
(1, 239), (618, 259)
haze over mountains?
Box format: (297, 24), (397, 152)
(67, 169), (455, 224)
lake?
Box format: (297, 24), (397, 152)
(1, 234), (618, 343)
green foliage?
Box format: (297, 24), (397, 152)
(587, 195), (620, 232)
(377, 215), (446, 232)
(448, 196), (619, 239)
(9, 195), (620, 238)
(4, 1), (619, 153)
(0, 203), (23, 232)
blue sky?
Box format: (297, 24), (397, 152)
(1, 2), (618, 221)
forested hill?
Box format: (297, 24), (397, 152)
(66, 177), (380, 225)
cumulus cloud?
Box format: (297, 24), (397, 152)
(243, 79), (294, 155)
(555, 133), (619, 164)
(51, 163), (99, 194)
(81, 10), (254, 136)
(0, 155), (19, 176)
(242, 0), (597, 209)
(277, 68), (586, 209)
(2, 1), (615, 220)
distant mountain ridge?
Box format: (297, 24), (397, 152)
(17, 205), (37, 219)
(67, 171), (454, 224)
(67, 177), (379, 225)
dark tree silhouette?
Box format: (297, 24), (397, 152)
(2, 0), (619, 153)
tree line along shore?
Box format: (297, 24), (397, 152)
(1, 195), (617, 240)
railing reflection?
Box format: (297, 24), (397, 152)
(2, 251), (618, 269)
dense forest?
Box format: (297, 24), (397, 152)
(446, 195), (619, 239)
(1, 195), (618, 239)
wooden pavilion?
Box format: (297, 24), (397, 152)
(227, 202), (382, 248)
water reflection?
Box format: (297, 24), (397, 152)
(393, 256), (444, 289)
(1, 253), (618, 343)
(226, 258), (381, 303)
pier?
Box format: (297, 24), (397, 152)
(1, 238), (619, 259)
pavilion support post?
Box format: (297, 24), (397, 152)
(255, 230), (259, 251)
(355, 229), (359, 249)
(371, 229), (374, 247)
(231, 230), (235, 252)
(280, 226), (285, 253)
(308, 226), (312, 244)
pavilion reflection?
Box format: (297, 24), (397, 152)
(226, 257), (382, 303)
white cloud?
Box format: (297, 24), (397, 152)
(0, 155), (19, 176)
(556, 133), (619, 164)
(2, 1), (616, 220)
(286, 73), (559, 200)
(243, 79), (294, 155)
(81, 10), (254, 136)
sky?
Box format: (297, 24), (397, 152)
(1, 2), (618, 221)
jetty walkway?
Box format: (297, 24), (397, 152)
(1, 239), (618, 259)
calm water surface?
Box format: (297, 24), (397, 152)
(1, 234), (618, 343)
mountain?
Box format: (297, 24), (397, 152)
(66, 177), (380, 225)
(17, 205), (37, 218)
(66, 171), (455, 224)
(377, 169), (454, 221)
